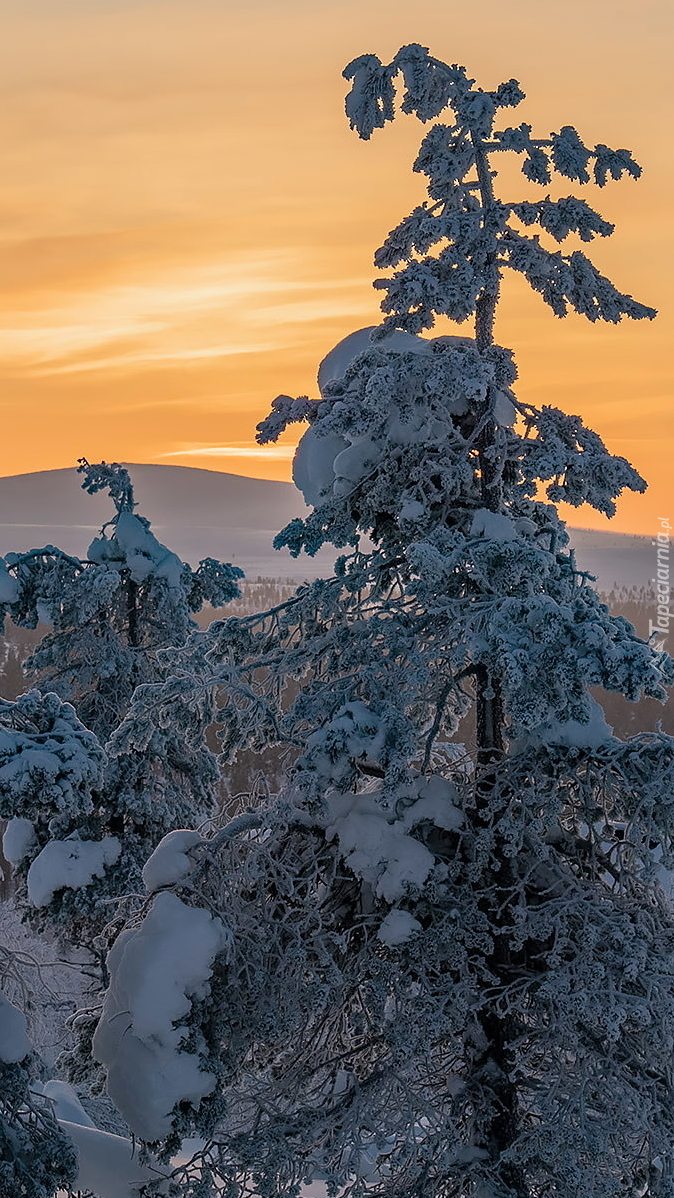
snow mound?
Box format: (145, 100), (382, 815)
(142, 829), (203, 892)
(325, 792), (435, 903)
(27, 835), (121, 907)
(93, 891), (231, 1142)
(319, 770), (462, 904)
(520, 697), (614, 750)
(377, 908), (422, 946)
(294, 328), (433, 508)
(293, 428), (348, 508)
(2, 817), (37, 865)
(41, 1079), (96, 1128)
(294, 327), (517, 512)
(88, 510), (184, 589)
(58, 1118), (171, 1198)
(0, 991), (31, 1062)
(317, 326), (432, 394)
(399, 776), (464, 832)
(471, 508), (518, 542)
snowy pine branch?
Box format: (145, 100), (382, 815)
(77, 457), (135, 515)
(343, 45), (656, 335)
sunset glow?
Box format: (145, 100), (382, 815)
(0, 0), (671, 534)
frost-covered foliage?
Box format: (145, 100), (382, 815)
(261, 325), (646, 559)
(0, 944), (78, 1198)
(93, 889), (230, 1142)
(0, 688), (115, 946)
(0, 460), (242, 962)
(95, 738), (674, 1198)
(342, 44), (655, 337)
(97, 628), (226, 889)
(249, 326), (669, 767)
(0, 677), (223, 960)
(1, 459), (243, 742)
(91, 49), (674, 1198)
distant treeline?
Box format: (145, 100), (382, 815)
(1, 581), (670, 742)
(198, 575), (302, 624)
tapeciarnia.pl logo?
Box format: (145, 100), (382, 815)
(650, 516), (671, 651)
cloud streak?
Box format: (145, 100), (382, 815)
(0, 256), (372, 375)
(160, 444), (296, 460)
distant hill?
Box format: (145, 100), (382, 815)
(0, 464), (334, 580)
(0, 463), (657, 591)
(563, 527), (655, 593)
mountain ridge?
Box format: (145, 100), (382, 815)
(0, 464), (656, 590)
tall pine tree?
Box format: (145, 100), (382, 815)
(93, 49), (674, 1198)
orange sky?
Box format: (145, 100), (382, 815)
(0, 0), (671, 534)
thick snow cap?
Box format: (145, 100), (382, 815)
(296, 327), (515, 509)
(295, 327), (435, 507)
(294, 327), (515, 509)
(317, 326), (433, 396)
(0, 992), (31, 1063)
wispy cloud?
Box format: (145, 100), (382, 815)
(28, 340), (284, 377)
(160, 444), (296, 460)
(0, 255), (372, 376)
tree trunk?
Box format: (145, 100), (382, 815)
(468, 130), (525, 1198)
(126, 577), (139, 649)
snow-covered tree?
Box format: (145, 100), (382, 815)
(92, 49), (674, 1198)
(0, 684), (225, 998)
(1, 458), (243, 742)
(0, 463), (243, 963)
(0, 689), (115, 958)
(0, 945), (78, 1198)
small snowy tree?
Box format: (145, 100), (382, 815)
(92, 49), (674, 1198)
(2, 458), (243, 742)
(0, 463), (242, 968)
(0, 684), (225, 992)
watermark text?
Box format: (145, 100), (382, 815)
(650, 516), (671, 650)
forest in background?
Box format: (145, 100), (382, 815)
(1, 578), (669, 744)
